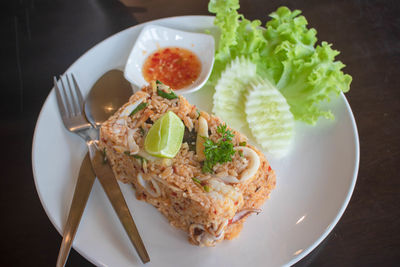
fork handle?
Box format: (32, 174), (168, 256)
(56, 153), (96, 267)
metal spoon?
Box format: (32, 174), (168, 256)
(84, 69), (132, 128)
(83, 69), (150, 263)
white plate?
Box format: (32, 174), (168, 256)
(124, 24), (215, 94)
(32, 16), (359, 267)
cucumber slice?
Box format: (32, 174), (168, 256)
(245, 77), (294, 157)
(213, 57), (257, 131)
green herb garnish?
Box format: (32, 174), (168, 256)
(156, 80), (178, 99)
(124, 151), (147, 165)
(102, 148), (107, 164)
(238, 150), (244, 157)
(202, 124), (235, 173)
(192, 177), (202, 184)
(132, 154), (147, 163)
(217, 123), (235, 140)
(139, 127), (145, 136)
(157, 88), (178, 100)
(129, 102), (148, 117)
(239, 141), (247, 146)
(192, 178), (210, 192)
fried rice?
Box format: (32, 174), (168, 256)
(99, 82), (276, 246)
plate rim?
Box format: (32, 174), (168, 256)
(286, 93), (360, 266)
(31, 15), (360, 267)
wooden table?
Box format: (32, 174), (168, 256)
(2, 0), (399, 266)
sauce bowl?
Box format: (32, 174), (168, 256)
(124, 24), (215, 94)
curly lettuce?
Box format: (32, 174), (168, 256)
(208, 1), (352, 124)
(208, 0), (266, 83)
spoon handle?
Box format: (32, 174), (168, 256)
(56, 153), (96, 267)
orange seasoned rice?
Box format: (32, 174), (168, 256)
(99, 82), (276, 246)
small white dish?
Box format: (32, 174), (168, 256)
(124, 24), (215, 94)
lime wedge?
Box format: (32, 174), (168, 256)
(144, 111), (185, 158)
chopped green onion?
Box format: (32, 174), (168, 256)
(102, 148), (107, 164)
(132, 154), (147, 162)
(203, 185), (210, 192)
(139, 127), (145, 136)
(156, 80), (178, 99)
(192, 177), (202, 184)
(239, 141), (247, 146)
(124, 151), (147, 165)
(157, 89), (178, 100)
(129, 102), (148, 117)
(238, 150), (244, 157)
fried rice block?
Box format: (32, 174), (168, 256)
(99, 83), (276, 246)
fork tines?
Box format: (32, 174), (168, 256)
(54, 74), (84, 117)
(54, 74), (91, 132)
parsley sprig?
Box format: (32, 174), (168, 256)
(202, 124), (235, 173)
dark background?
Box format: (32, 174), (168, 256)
(2, 0), (399, 266)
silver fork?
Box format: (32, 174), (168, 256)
(54, 74), (150, 266)
(53, 74), (97, 267)
(54, 74), (94, 136)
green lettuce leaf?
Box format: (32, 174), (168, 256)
(208, 2), (352, 125)
(208, 0), (266, 85)
(261, 7), (352, 124)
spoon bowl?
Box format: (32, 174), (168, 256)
(84, 69), (133, 127)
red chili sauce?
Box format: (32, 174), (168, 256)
(142, 47), (201, 90)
